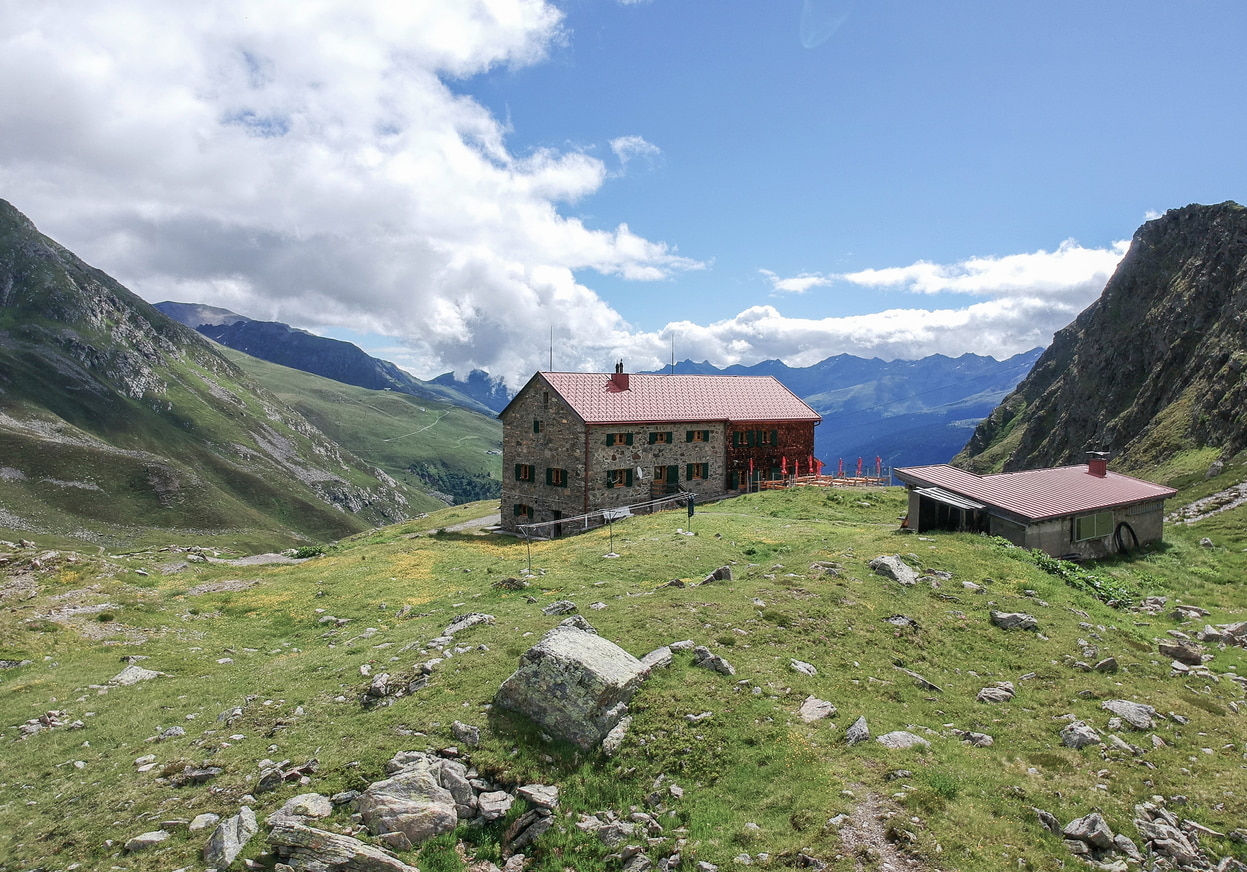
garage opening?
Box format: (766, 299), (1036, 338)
(913, 486), (989, 533)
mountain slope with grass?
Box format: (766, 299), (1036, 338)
(156, 302), (504, 416)
(2, 487), (1243, 872)
(957, 201), (1247, 476)
(220, 347), (502, 507)
(0, 199), (417, 550)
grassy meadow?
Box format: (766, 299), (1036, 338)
(1, 483), (1245, 872)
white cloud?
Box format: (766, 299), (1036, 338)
(610, 135), (661, 168)
(837, 239), (1130, 299)
(0, 1), (699, 386)
(759, 268), (834, 295)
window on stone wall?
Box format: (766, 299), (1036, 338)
(546, 467), (568, 487)
(686, 429), (709, 442)
(649, 431), (672, 444)
(686, 462), (708, 481)
(513, 504), (532, 519)
(514, 464), (533, 482)
(533, 419), (543, 434)
(606, 468), (634, 488)
(606, 432), (634, 446)
(1074, 511), (1114, 541)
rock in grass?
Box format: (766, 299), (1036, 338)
(845, 716), (870, 745)
(1060, 720), (1102, 749)
(269, 820), (418, 872)
(876, 731), (930, 750)
(869, 555), (919, 586)
(541, 599), (577, 616)
(1063, 812), (1115, 850)
(790, 659), (817, 677)
(494, 624), (648, 750)
(356, 760), (457, 845)
(691, 646), (736, 676)
(125, 830), (170, 852)
(203, 806), (257, 868)
(990, 610), (1038, 631)
(798, 696), (837, 723)
(1101, 699), (1155, 730)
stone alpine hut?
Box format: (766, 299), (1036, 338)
(499, 365), (821, 533)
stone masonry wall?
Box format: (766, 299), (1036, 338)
(500, 375), (587, 531)
(584, 421), (726, 511)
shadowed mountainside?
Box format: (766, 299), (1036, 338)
(957, 201), (1247, 474)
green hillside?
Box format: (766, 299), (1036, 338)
(219, 348), (503, 511)
(2, 487), (1243, 871)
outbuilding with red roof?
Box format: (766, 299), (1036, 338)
(499, 365), (821, 533)
(894, 456), (1177, 558)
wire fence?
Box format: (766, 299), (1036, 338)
(515, 491), (692, 541)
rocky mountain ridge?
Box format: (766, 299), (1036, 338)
(0, 199), (415, 546)
(958, 201), (1247, 473)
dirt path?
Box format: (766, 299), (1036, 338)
(835, 789), (935, 871)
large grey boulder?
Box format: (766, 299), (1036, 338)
(356, 760), (458, 845)
(494, 625), (649, 749)
(204, 806), (258, 868)
(1060, 720), (1102, 749)
(268, 820), (418, 872)
(876, 730), (930, 750)
(869, 555), (919, 586)
(1063, 812), (1115, 850)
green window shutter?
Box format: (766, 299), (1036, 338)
(649, 432), (657, 444)
(606, 433), (613, 446)
(606, 472), (614, 488)
(685, 430), (693, 442)
(686, 464), (693, 480)
(545, 467), (553, 485)
(625, 469), (634, 486)
(747, 430), (756, 446)
(771, 429), (779, 446)
(626, 433), (634, 446)
(559, 469), (568, 488)
(515, 464), (522, 481)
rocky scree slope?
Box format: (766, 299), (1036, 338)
(957, 201), (1247, 473)
(0, 199), (412, 545)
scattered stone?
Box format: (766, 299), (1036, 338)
(868, 555), (919, 586)
(798, 696), (836, 723)
(559, 614), (597, 633)
(541, 600), (577, 616)
(1101, 699), (1156, 730)
(111, 665), (162, 686)
(504, 808), (555, 854)
(875, 730), (929, 750)
(124, 830), (170, 852)
(204, 806), (258, 869)
(1094, 657), (1119, 673)
(976, 681), (1015, 703)
(266, 794), (333, 826)
(990, 610), (1038, 631)
(601, 716), (633, 757)
(478, 790), (514, 823)
(883, 614), (920, 631)
(518, 784), (560, 810)
(494, 624), (648, 749)
(954, 730), (993, 747)
(1064, 812), (1115, 850)
(640, 647), (673, 670)
(790, 658), (817, 677)
(1061, 721), (1102, 749)
(691, 646), (736, 676)
(189, 813), (220, 832)
(451, 721), (481, 747)
(269, 820), (418, 872)
(1158, 638), (1204, 666)
(845, 716), (870, 745)
(443, 613), (495, 636)
(493, 577), (528, 591)
(702, 565), (733, 583)
(1033, 807), (1062, 836)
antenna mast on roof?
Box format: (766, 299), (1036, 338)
(669, 332), (675, 376)
(549, 325), (553, 372)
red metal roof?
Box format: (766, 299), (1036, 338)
(533, 372), (822, 425)
(895, 464), (1177, 521)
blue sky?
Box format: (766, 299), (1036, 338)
(2, 2), (1244, 385)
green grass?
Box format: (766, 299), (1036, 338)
(1, 489), (1245, 872)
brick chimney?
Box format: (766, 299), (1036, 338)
(610, 360), (629, 391)
(1087, 451), (1109, 477)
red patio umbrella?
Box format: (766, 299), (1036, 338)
(837, 458), (844, 477)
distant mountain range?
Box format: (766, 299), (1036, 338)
(156, 302), (511, 415)
(646, 350), (1042, 470)
(959, 200), (1247, 476)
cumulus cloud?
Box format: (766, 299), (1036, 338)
(0, 1), (698, 386)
